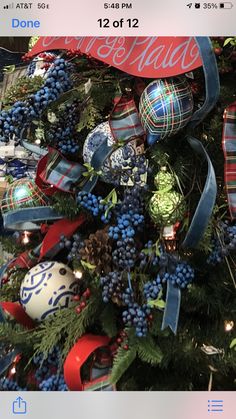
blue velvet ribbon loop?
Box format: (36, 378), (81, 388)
(182, 136), (217, 248)
(182, 37), (220, 249)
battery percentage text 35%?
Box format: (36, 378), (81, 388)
(203, 3), (218, 8)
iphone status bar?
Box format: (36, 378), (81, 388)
(0, 0), (235, 35)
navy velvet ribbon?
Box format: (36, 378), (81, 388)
(162, 37), (220, 334)
(161, 281), (181, 335)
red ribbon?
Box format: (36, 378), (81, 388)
(39, 214), (86, 260)
(3, 215), (86, 279)
(0, 302), (35, 329)
(64, 334), (110, 391)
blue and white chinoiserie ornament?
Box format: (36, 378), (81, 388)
(139, 77), (194, 145)
(83, 121), (144, 185)
(20, 262), (79, 321)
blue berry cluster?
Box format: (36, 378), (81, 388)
(47, 100), (81, 155)
(143, 276), (162, 300)
(39, 374), (68, 391)
(112, 237), (137, 269)
(59, 234), (73, 250)
(109, 186), (144, 241)
(207, 238), (223, 265)
(161, 262), (194, 289)
(122, 288), (151, 337)
(100, 271), (123, 303)
(139, 240), (160, 269)
(207, 223), (236, 265)
(0, 58), (72, 143)
(60, 233), (85, 263)
(27, 60), (37, 76)
(58, 138), (79, 154)
(121, 150), (149, 184)
(67, 234), (84, 262)
(77, 191), (112, 223)
(33, 346), (67, 391)
(0, 377), (26, 391)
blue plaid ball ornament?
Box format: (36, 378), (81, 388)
(139, 77), (194, 145)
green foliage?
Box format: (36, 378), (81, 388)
(100, 303), (118, 337)
(52, 192), (81, 220)
(0, 270), (25, 302)
(32, 293), (103, 360)
(224, 37), (236, 47)
(136, 335), (163, 365)
(76, 98), (102, 132)
(0, 236), (23, 255)
(4, 76), (44, 107)
(0, 322), (34, 351)
(111, 329), (163, 384)
(111, 346), (136, 384)
(230, 338), (236, 350)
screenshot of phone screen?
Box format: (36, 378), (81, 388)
(0, 1), (235, 418)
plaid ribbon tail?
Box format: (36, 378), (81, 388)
(222, 102), (236, 219)
(109, 95), (145, 142)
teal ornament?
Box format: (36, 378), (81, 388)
(1, 178), (61, 231)
(139, 77), (194, 145)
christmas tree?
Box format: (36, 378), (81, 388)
(0, 36), (235, 391)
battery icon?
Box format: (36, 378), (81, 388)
(219, 2), (234, 8)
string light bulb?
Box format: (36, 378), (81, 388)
(224, 320), (234, 332)
(10, 366), (16, 375)
(74, 270), (83, 279)
(22, 231), (30, 245)
(35, 139), (41, 145)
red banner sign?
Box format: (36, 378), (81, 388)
(29, 37), (203, 78)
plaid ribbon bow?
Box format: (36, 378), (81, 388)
(36, 147), (85, 195)
(222, 102), (236, 219)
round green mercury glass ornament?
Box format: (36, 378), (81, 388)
(149, 190), (186, 226)
(154, 170), (176, 191)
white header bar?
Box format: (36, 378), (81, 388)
(0, 0), (235, 36)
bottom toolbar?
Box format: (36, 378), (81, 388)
(0, 392), (234, 419)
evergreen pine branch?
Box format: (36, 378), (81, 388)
(52, 192), (81, 220)
(136, 335), (163, 365)
(0, 236), (23, 255)
(110, 346), (136, 384)
(76, 99), (102, 132)
(0, 274), (23, 302)
(149, 312), (170, 338)
(100, 303), (118, 337)
(0, 323), (34, 349)
(32, 294), (103, 361)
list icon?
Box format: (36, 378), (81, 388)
(208, 399), (224, 413)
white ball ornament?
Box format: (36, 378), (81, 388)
(20, 262), (78, 322)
